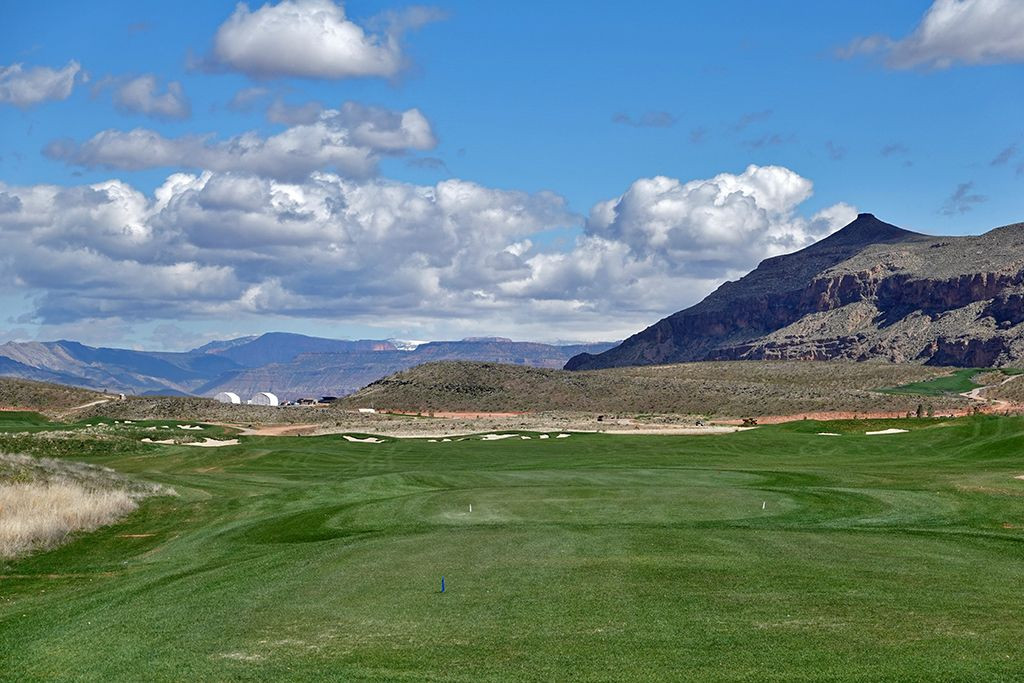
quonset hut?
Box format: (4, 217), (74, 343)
(214, 392), (241, 404)
(250, 392), (279, 407)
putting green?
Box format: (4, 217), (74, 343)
(4, 416), (1024, 680)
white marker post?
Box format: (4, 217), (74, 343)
(469, 504), (472, 513)
(762, 501), (766, 510)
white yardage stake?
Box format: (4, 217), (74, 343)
(469, 504), (472, 512)
(762, 501), (766, 510)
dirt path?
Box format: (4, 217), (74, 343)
(960, 373), (1021, 408)
(65, 398), (112, 412)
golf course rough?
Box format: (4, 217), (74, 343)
(3, 415), (1024, 680)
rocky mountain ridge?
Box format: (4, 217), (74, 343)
(567, 214), (1024, 370)
(0, 333), (614, 399)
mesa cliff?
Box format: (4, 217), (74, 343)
(566, 214), (1024, 370)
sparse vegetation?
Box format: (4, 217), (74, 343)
(0, 378), (108, 416)
(342, 360), (965, 416)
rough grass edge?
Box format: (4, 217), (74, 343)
(0, 452), (175, 559)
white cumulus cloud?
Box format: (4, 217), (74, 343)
(211, 0), (437, 79)
(0, 165), (856, 340)
(839, 0), (1024, 69)
(44, 103), (436, 181)
(0, 60), (83, 107)
(114, 75), (191, 120)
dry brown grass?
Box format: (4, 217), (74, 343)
(0, 378), (107, 415)
(0, 482), (137, 558)
(0, 453), (173, 559)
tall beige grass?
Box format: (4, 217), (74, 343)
(0, 452), (173, 559)
(0, 482), (137, 558)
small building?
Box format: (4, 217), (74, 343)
(251, 392), (280, 407)
(214, 392), (241, 404)
(320, 396), (338, 404)
(296, 398), (317, 405)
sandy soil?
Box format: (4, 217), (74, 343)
(214, 423), (321, 437)
(184, 438), (240, 448)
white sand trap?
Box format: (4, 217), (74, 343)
(428, 439), (438, 443)
(160, 426), (170, 429)
(520, 436), (532, 440)
(865, 428), (909, 435)
(178, 424), (203, 431)
(556, 433), (571, 439)
(185, 438), (239, 448)
(124, 420), (133, 424)
(343, 435), (384, 443)
(442, 438), (452, 442)
(480, 434), (517, 441)
(539, 434), (550, 439)
(818, 432), (841, 436)
(1015, 475), (1024, 481)
(141, 438), (176, 444)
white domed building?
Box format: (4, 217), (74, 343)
(214, 392), (241, 404)
(250, 392), (279, 407)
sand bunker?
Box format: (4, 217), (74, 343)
(480, 434), (518, 441)
(342, 435), (384, 444)
(184, 438), (239, 448)
(177, 424), (203, 431)
(865, 428), (909, 435)
(141, 438), (176, 444)
(818, 432), (841, 436)
(556, 434), (571, 439)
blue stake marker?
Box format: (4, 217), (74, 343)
(441, 576), (446, 593)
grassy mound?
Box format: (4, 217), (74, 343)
(342, 360), (964, 416)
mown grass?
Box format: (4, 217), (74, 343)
(878, 367), (1024, 397)
(4, 412), (1024, 679)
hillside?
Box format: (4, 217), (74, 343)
(567, 214), (1024, 370)
(341, 360), (963, 417)
(0, 378), (110, 415)
(198, 340), (615, 400)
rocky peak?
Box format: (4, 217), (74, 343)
(565, 214), (1024, 370)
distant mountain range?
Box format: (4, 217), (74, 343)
(567, 214), (1024, 371)
(0, 333), (615, 400)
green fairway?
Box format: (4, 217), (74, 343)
(4, 415), (1024, 680)
(878, 367), (1024, 397)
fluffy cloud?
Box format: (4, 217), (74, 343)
(114, 75), (191, 120)
(211, 0), (439, 79)
(0, 165), (855, 339)
(839, 0), (1024, 69)
(44, 103), (436, 180)
(0, 172), (572, 325)
(0, 60), (83, 107)
(501, 166), (856, 316)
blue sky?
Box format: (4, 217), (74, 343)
(1, 1), (1022, 349)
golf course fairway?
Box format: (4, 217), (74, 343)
(3, 414), (1024, 680)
